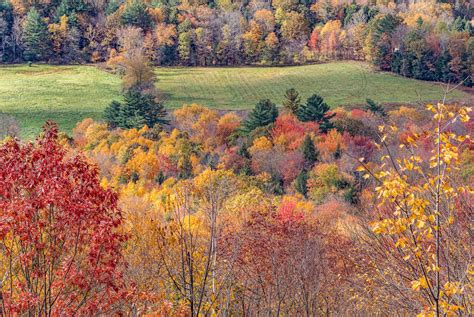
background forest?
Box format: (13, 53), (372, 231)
(0, 0), (472, 85)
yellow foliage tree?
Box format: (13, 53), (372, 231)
(359, 103), (472, 316)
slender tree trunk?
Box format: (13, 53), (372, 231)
(435, 104), (441, 317)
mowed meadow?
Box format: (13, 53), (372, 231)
(155, 62), (467, 108)
(0, 64), (121, 138)
(0, 61), (468, 137)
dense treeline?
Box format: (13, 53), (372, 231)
(1, 57), (473, 314)
(1, 96), (472, 315)
(0, 0), (472, 85)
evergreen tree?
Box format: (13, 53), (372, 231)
(178, 31), (193, 65)
(122, 89), (169, 129)
(301, 134), (318, 168)
(55, 0), (87, 22)
(63, 27), (82, 63)
(119, 90), (146, 129)
(121, 0), (152, 30)
(375, 14), (400, 38)
(130, 171), (140, 183)
(106, 0), (121, 15)
(334, 143), (342, 160)
(343, 4), (359, 27)
(282, 88), (301, 114)
(237, 142), (250, 159)
(104, 90), (169, 130)
(178, 154), (193, 179)
(400, 52), (414, 77)
(239, 161), (253, 176)
(104, 101), (122, 129)
(297, 94), (334, 132)
(137, 92), (169, 128)
(436, 50), (452, 83)
(464, 20), (472, 35)
(155, 171), (166, 184)
(23, 8), (51, 61)
(0, 2), (14, 62)
(241, 99), (278, 134)
(295, 170), (308, 197)
(391, 50), (403, 74)
(268, 173), (284, 195)
(451, 16), (464, 32)
(343, 185), (359, 205)
(365, 98), (387, 118)
(416, 16), (423, 28)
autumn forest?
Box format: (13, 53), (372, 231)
(0, 0), (473, 316)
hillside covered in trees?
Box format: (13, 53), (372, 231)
(0, 0), (473, 85)
(1, 94), (472, 315)
(0, 0), (473, 315)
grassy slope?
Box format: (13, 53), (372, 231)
(156, 62), (466, 109)
(0, 64), (121, 138)
(0, 62), (467, 138)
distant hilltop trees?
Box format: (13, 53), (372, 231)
(0, 0), (472, 85)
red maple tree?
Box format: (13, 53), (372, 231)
(0, 122), (126, 315)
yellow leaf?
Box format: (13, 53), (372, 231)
(395, 238), (406, 248)
(428, 215), (435, 223)
(448, 216), (454, 224)
(411, 276), (428, 291)
(356, 165), (365, 172)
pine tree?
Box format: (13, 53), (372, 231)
(295, 170), (308, 197)
(282, 88), (301, 114)
(416, 16), (423, 28)
(178, 31), (193, 65)
(401, 52), (414, 77)
(155, 171), (165, 184)
(435, 50), (452, 83)
(104, 101), (122, 128)
(297, 94), (334, 132)
(464, 20), (472, 34)
(178, 154), (193, 179)
(63, 27), (82, 63)
(451, 16), (464, 32)
(138, 92), (169, 128)
(122, 90), (169, 129)
(103, 90), (169, 130)
(366, 98), (387, 118)
(391, 50), (403, 74)
(334, 143), (342, 160)
(121, 0), (152, 30)
(23, 8), (51, 61)
(238, 142), (250, 158)
(301, 134), (318, 168)
(119, 90), (146, 129)
(241, 99), (278, 134)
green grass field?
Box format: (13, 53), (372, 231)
(156, 62), (467, 109)
(0, 62), (468, 138)
(0, 65), (121, 138)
